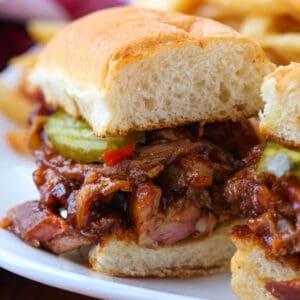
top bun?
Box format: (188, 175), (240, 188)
(260, 63), (300, 148)
(29, 7), (274, 137)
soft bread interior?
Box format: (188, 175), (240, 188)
(29, 7), (274, 137)
(260, 62), (300, 147)
(88, 220), (239, 278)
(231, 233), (300, 300)
(31, 41), (272, 136)
(106, 41), (271, 134)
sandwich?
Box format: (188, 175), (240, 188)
(226, 63), (300, 299)
(1, 7), (274, 277)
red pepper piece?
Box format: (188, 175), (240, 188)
(103, 143), (135, 166)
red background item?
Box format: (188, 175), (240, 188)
(0, 21), (33, 70)
(0, 0), (127, 70)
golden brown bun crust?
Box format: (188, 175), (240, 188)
(260, 62), (300, 148)
(29, 6), (274, 136)
(259, 130), (300, 149)
(230, 225), (300, 271)
(33, 7), (239, 91)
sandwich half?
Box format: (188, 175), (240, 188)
(2, 7), (274, 277)
(226, 63), (300, 299)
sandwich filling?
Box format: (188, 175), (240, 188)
(225, 143), (300, 298)
(2, 107), (259, 254)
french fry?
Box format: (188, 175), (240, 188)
(197, 2), (300, 64)
(132, 0), (202, 13)
(6, 130), (29, 154)
(259, 33), (300, 53)
(240, 16), (273, 38)
(27, 20), (66, 44)
(260, 33), (300, 64)
(7, 52), (41, 99)
(290, 0), (300, 12)
(0, 81), (35, 126)
(275, 15), (300, 32)
(9, 53), (38, 69)
(203, 0), (294, 16)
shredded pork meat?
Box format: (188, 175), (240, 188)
(266, 279), (300, 300)
(225, 144), (300, 257)
(3, 201), (90, 253)
(3, 118), (259, 253)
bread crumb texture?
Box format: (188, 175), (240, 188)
(30, 7), (274, 136)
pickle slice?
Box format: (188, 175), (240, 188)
(44, 110), (145, 163)
(257, 141), (300, 178)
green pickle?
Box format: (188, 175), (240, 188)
(257, 141), (300, 178)
(45, 110), (145, 163)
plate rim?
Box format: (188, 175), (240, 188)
(0, 114), (234, 300)
(0, 229), (202, 300)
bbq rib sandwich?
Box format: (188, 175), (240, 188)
(227, 63), (300, 299)
(1, 7), (274, 277)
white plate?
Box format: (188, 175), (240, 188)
(0, 114), (238, 300)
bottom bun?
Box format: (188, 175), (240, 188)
(230, 227), (300, 300)
(88, 220), (239, 278)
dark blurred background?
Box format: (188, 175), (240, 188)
(0, 0), (127, 71)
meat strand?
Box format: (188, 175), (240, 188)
(225, 144), (300, 257)
(266, 279), (300, 300)
(5, 201), (68, 247)
(3, 201), (91, 253)
(43, 229), (90, 254)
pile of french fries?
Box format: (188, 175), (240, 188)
(1, 1), (300, 153)
(0, 21), (65, 153)
(135, 0), (300, 65)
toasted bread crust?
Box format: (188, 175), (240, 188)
(29, 7), (274, 136)
(259, 129), (300, 149)
(230, 225), (300, 271)
(89, 220), (240, 277)
(95, 262), (228, 278)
